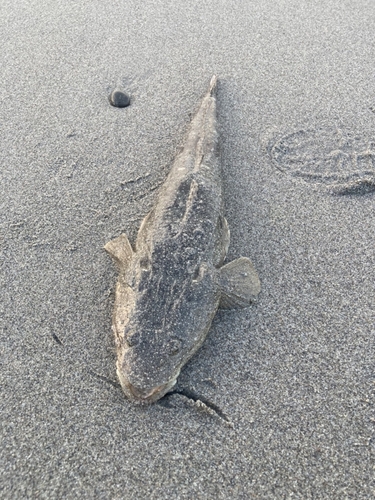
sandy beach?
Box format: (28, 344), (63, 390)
(1, 0), (374, 498)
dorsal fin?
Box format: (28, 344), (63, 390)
(135, 209), (155, 251)
(213, 215), (230, 267)
(104, 233), (134, 271)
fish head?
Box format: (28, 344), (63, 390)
(116, 346), (181, 404)
(113, 251), (220, 404)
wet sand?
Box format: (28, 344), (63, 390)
(1, 0), (374, 498)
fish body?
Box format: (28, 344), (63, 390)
(105, 76), (260, 403)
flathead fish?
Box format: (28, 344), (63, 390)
(105, 76), (260, 403)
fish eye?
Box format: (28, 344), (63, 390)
(124, 329), (140, 347)
(139, 257), (151, 272)
(166, 338), (182, 356)
(126, 336), (138, 347)
(192, 263), (206, 283)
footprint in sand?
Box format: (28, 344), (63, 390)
(268, 125), (375, 195)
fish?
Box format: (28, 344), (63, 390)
(104, 76), (261, 404)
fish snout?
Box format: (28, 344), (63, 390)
(128, 384), (163, 400)
(116, 361), (179, 403)
(126, 380), (176, 403)
(117, 370), (177, 403)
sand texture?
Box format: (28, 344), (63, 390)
(1, 0), (374, 498)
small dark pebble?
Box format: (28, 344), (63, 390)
(109, 89), (130, 108)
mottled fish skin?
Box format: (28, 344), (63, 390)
(105, 76), (261, 403)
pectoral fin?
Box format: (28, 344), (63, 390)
(104, 233), (134, 270)
(218, 257), (261, 309)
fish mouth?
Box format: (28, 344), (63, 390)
(129, 384), (170, 401)
(117, 369), (177, 404)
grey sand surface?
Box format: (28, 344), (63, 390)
(1, 0), (374, 498)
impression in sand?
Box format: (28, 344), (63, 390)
(269, 125), (375, 194)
